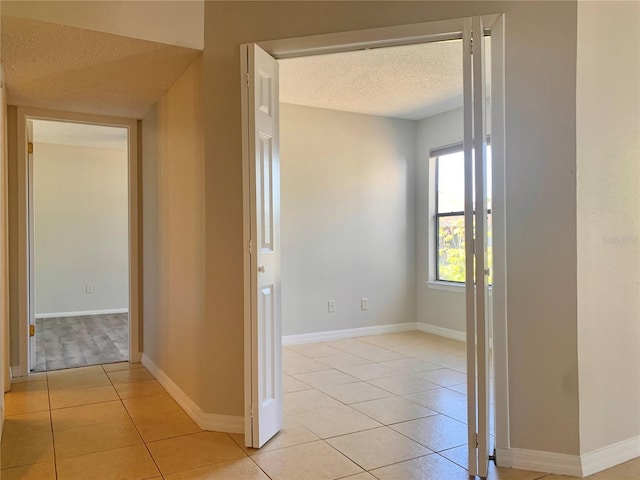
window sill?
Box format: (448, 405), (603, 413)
(426, 281), (465, 293)
(426, 281), (493, 294)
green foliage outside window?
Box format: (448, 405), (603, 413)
(438, 215), (492, 285)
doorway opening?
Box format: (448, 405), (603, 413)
(275, 36), (495, 476)
(16, 107), (141, 377)
(28, 119), (129, 372)
(242, 14), (506, 479)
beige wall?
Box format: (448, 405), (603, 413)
(203, 1), (580, 455)
(280, 103), (416, 337)
(141, 55), (206, 408)
(577, 1), (640, 456)
(32, 143), (128, 315)
(2, 0), (204, 49)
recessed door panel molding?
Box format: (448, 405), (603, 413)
(258, 70), (272, 116)
(258, 133), (274, 251)
(260, 284), (275, 404)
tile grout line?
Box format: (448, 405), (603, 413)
(45, 371), (60, 480)
(103, 363), (166, 479)
(227, 435), (276, 480)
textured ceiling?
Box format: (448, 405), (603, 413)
(2, 15), (200, 118)
(32, 119), (128, 149)
(280, 39), (490, 120)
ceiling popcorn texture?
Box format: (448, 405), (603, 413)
(280, 39), (491, 120)
(2, 16), (200, 118)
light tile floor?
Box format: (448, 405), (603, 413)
(2, 331), (638, 479)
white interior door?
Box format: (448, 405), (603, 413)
(464, 16), (491, 478)
(242, 43), (283, 448)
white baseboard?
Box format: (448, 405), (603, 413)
(581, 436), (640, 477)
(282, 322), (417, 346)
(10, 365), (23, 380)
(497, 447), (583, 477)
(417, 322), (495, 348)
(142, 354), (244, 434)
(35, 308), (129, 319)
(416, 322), (466, 342)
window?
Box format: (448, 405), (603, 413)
(434, 144), (492, 284)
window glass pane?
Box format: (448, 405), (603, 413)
(437, 151), (465, 213)
(437, 213), (493, 284)
(437, 214), (466, 282)
(436, 146), (492, 214)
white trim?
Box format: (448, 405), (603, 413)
(488, 13), (510, 452)
(426, 281), (494, 294)
(142, 354), (244, 434)
(580, 436), (640, 477)
(496, 448), (582, 477)
(35, 308), (128, 319)
(240, 43), (253, 447)
(416, 322), (466, 342)
(259, 15), (500, 59)
(417, 322), (495, 349)
(10, 365), (22, 379)
(426, 281), (465, 293)
(282, 322), (417, 346)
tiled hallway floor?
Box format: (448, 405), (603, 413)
(2, 331), (638, 479)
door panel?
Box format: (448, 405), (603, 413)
(464, 16), (492, 478)
(473, 15), (491, 479)
(244, 43), (282, 448)
(462, 18), (478, 477)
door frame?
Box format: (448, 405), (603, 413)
(15, 106), (141, 376)
(242, 13), (509, 456)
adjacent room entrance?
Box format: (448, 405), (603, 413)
(29, 120), (130, 371)
(15, 108), (141, 376)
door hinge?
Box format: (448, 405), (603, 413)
(475, 433), (479, 448)
(245, 73), (250, 88)
(29, 324), (35, 337)
(249, 239), (253, 255)
(28, 142), (33, 154)
(250, 404), (254, 418)
(470, 37), (473, 55)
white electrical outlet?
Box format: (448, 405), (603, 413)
(361, 298), (368, 310)
(85, 284), (94, 294)
(328, 300), (336, 313)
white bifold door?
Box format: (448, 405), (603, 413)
(242, 43), (283, 448)
(463, 17), (492, 479)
